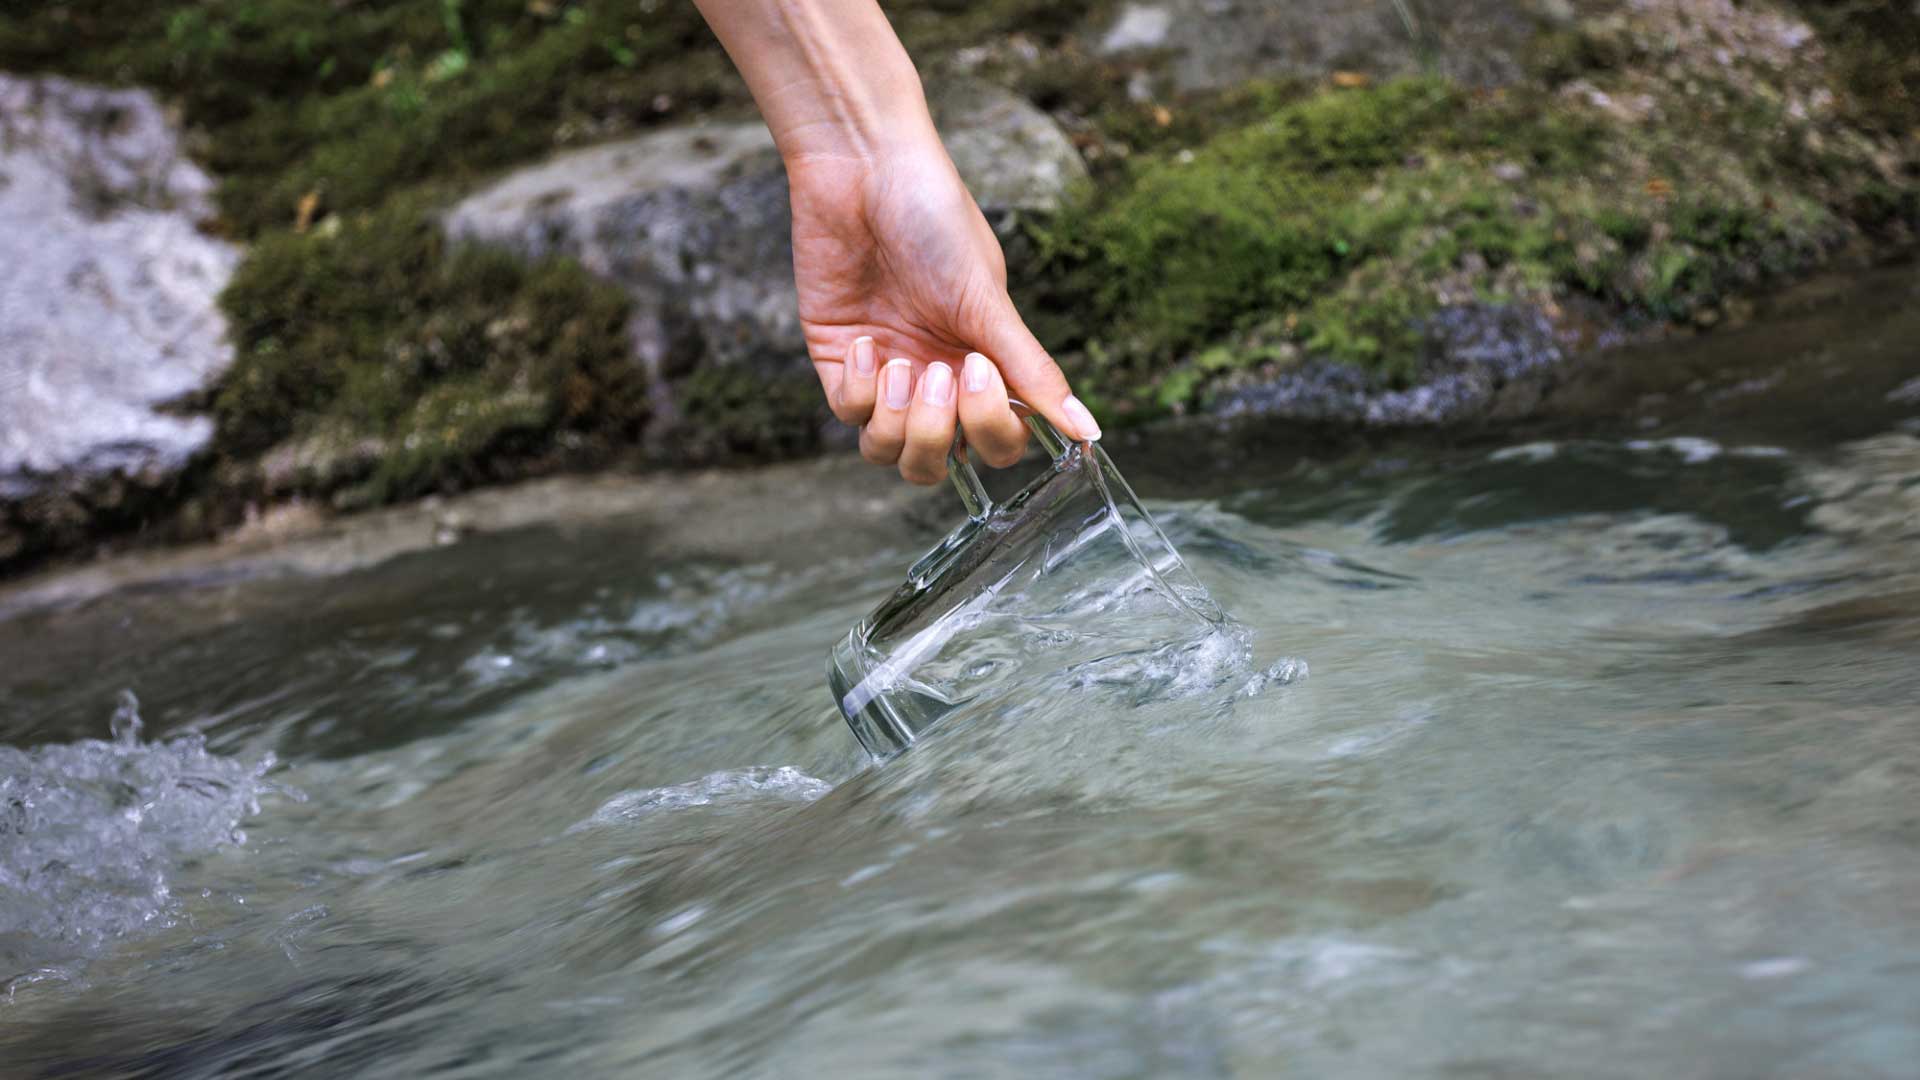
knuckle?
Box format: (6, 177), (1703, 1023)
(954, 276), (1006, 330)
(907, 417), (954, 446)
(907, 423), (951, 447)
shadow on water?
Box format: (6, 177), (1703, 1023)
(1225, 441), (1808, 551)
(1118, 261), (1920, 506)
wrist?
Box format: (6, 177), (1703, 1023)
(764, 52), (940, 165)
(696, 0), (939, 164)
(766, 69), (942, 166)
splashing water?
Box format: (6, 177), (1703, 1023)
(1053, 617), (1267, 705)
(0, 691), (289, 983)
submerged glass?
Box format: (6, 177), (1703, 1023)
(827, 410), (1231, 759)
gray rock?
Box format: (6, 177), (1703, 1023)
(1100, 4), (1177, 55)
(447, 122), (788, 431)
(1093, 0), (1539, 94)
(1213, 304), (1571, 427)
(442, 79), (1086, 450)
(927, 78), (1089, 221)
(0, 74), (239, 563)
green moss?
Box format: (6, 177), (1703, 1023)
(669, 367), (825, 466)
(1028, 79), (1481, 397)
(1025, 57), (1908, 417)
(0, 0), (1117, 238)
(1030, 81), (1457, 383)
(215, 200), (643, 503)
(1302, 264), (1429, 382)
(0, 0), (745, 236)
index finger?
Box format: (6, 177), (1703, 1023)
(976, 301), (1101, 444)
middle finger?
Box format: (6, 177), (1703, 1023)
(859, 356), (916, 466)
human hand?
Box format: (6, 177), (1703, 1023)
(787, 145), (1099, 486)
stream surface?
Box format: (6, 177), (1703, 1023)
(3, 268), (1919, 1078)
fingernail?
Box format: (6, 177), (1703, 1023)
(923, 362), (955, 406)
(851, 336), (876, 377)
(884, 358), (913, 409)
(1062, 395), (1102, 441)
(963, 352), (990, 393)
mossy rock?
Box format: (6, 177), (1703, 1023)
(3, 0), (1916, 547)
(0, 0), (1109, 240)
(1021, 0), (1919, 422)
(1089, 0), (1538, 94)
(0, 0), (1134, 548)
(0, 0), (749, 238)
(213, 199), (644, 505)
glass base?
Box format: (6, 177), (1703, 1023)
(826, 630), (938, 760)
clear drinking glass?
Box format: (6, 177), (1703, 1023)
(827, 409), (1234, 759)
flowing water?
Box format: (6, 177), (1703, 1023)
(3, 269), (1919, 1077)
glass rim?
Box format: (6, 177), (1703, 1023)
(1083, 443), (1226, 628)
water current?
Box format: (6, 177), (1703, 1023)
(1, 269), (1917, 1077)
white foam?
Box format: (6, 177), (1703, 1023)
(1491, 442), (1560, 463)
(570, 766), (831, 831)
(1625, 436), (1723, 464)
(1240, 657), (1310, 697)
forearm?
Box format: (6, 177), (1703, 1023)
(690, 0), (940, 163)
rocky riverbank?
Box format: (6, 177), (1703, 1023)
(0, 75), (241, 570)
(1, 0), (1915, 575)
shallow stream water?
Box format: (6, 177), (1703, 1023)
(3, 269), (1919, 1077)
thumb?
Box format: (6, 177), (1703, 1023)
(973, 292), (1101, 443)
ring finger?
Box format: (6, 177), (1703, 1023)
(899, 361), (957, 485)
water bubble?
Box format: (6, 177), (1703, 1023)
(1739, 957), (1811, 980)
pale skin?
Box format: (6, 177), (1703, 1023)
(689, 0), (1101, 485)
